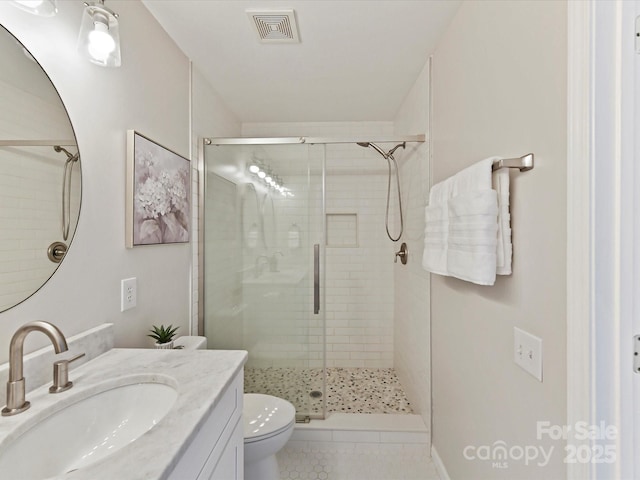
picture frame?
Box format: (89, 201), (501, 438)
(126, 130), (190, 248)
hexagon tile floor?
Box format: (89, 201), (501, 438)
(244, 367), (413, 415)
(277, 443), (439, 480)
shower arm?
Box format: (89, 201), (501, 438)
(365, 142), (389, 159)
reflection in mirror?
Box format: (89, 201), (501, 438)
(261, 192), (276, 250)
(241, 183), (260, 250)
(0, 24), (81, 312)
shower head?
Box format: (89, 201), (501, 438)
(356, 141), (406, 159)
(54, 145), (79, 163)
(357, 141), (389, 159)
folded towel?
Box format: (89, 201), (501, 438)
(422, 177), (452, 275)
(447, 190), (499, 285)
(422, 157), (510, 286)
(449, 157), (495, 196)
(493, 167), (512, 275)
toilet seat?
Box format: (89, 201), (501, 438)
(243, 393), (295, 443)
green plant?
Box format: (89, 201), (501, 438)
(148, 324), (179, 344)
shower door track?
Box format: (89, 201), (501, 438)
(203, 134), (425, 146)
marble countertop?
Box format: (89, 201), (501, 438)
(0, 348), (247, 479)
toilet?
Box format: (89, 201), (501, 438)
(243, 393), (296, 480)
(175, 336), (296, 480)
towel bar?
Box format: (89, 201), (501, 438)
(491, 153), (534, 172)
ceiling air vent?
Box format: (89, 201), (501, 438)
(247, 9), (300, 44)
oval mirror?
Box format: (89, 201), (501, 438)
(0, 24), (81, 313)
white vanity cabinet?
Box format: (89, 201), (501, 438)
(168, 369), (244, 480)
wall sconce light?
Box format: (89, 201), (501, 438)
(78, 0), (121, 67)
(10, 0), (57, 16)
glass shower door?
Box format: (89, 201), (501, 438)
(203, 142), (325, 420)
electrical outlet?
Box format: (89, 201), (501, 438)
(514, 327), (543, 381)
(121, 277), (137, 312)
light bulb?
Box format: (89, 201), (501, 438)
(88, 21), (116, 62)
(249, 165), (260, 174)
(265, 176), (272, 183)
(78, 4), (121, 67)
(257, 171), (266, 179)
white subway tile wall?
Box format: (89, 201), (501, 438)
(326, 214), (358, 247)
(323, 171), (394, 368)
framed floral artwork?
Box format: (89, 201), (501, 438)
(126, 131), (190, 247)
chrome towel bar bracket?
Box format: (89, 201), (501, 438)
(491, 153), (534, 172)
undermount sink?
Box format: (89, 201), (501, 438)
(0, 380), (177, 479)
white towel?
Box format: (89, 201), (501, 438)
(422, 157), (512, 286)
(447, 189), (498, 285)
(422, 179), (451, 275)
(493, 167), (512, 275)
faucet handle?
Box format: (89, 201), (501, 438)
(394, 242), (408, 265)
(49, 353), (85, 394)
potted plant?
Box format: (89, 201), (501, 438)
(148, 324), (179, 349)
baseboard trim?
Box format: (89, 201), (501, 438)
(431, 445), (450, 480)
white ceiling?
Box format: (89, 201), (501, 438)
(142, 0), (461, 123)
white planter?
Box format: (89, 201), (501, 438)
(154, 340), (174, 350)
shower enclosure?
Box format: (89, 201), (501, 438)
(200, 135), (423, 421)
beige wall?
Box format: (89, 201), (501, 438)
(430, 1), (567, 478)
(0, 1), (235, 364)
(190, 67), (242, 332)
(393, 60), (431, 428)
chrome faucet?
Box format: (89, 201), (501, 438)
(255, 252), (284, 277)
(2, 321), (68, 416)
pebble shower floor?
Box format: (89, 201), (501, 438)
(244, 367), (413, 415)
(245, 367), (438, 480)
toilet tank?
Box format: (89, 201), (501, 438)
(173, 336), (207, 350)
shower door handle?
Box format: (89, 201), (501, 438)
(314, 244), (320, 314)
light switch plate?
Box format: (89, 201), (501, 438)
(514, 327), (543, 381)
(121, 277), (137, 312)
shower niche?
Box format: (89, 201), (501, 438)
(326, 213), (358, 248)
